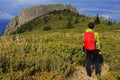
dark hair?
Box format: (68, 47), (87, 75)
(88, 22), (94, 29)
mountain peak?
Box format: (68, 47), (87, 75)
(4, 4), (78, 35)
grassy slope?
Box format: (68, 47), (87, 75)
(0, 10), (120, 80)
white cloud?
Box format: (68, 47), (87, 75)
(79, 7), (120, 13)
(7, 0), (53, 7)
(18, 0), (50, 3)
(100, 15), (111, 19)
(0, 12), (14, 19)
(0, 0), (53, 8)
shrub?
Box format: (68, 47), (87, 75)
(66, 15), (73, 28)
(74, 14), (79, 24)
(107, 19), (113, 25)
(94, 13), (100, 24)
(42, 26), (52, 31)
(75, 17), (79, 24)
(43, 17), (48, 24)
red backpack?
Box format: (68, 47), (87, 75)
(83, 32), (96, 51)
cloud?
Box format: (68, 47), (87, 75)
(79, 7), (120, 14)
(0, 0), (40, 8)
(0, 12), (14, 19)
(0, 0), (53, 8)
(100, 14), (120, 22)
(15, 0), (50, 4)
(100, 15), (111, 19)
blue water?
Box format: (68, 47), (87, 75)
(0, 19), (10, 35)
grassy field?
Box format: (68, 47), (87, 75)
(0, 10), (120, 80)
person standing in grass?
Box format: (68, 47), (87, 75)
(82, 22), (101, 77)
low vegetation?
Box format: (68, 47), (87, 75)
(0, 10), (120, 80)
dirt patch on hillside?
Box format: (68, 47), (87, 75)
(69, 63), (109, 80)
(115, 30), (120, 32)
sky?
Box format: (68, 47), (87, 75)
(0, 0), (120, 22)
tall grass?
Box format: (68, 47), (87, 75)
(0, 10), (120, 79)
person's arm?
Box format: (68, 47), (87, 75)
(82, 46), (86, 54)
(83, 46), (85, 52)
(94, 32), (101, 54)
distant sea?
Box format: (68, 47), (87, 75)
(0, 19), (10, 35)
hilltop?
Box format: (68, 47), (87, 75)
(4, 4), (78, 35)
(1, 4), (120, 80)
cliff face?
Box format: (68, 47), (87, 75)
(5, 16), (19, 35)
(4, 4), (78, 35)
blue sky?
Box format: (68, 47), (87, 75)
(0, 0), (120, 22)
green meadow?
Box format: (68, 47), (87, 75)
(0, 10), (120, 80)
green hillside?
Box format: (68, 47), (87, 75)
(0, 10), (120, 80)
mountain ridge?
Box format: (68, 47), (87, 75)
(4, 4), (78, 35)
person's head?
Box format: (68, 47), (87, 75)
(88, 22), (94, 29)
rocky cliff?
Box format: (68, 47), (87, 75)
(4, 4), (78, 35)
